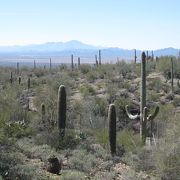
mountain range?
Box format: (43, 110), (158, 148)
(0, 40), (179, 62)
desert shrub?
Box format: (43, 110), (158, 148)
(61, 170), (86, 180)
(79, 84), (96, 97)
(79, 64), (91, 74)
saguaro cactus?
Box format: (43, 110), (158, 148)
(28, 77), (30, 90)
(10, 72), (13, 84)
(171, 58), (174, 93)
(108, 104), (116, 155)
(151, 51), (154, 61)
(50, 58), (52, 70)
(18, 76), (21, 85)
(78, 57), (81, 67)
(41, 103), (45, 124)
(134, 49), (137, 64)
(125, 52), (159, 144)
(71, 54), (74, 71)
(95, 55), (98, 66)
(34, 60), (36, 69)
(17, 62), (19, 74)
(98, 50), (101, 65)
(57, 85), (66, 139)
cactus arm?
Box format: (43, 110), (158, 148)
(125, 105), (139, 120)
(147, 106), (159, 121)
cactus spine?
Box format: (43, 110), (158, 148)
(171, 58), (174, 93)
(41, 103), (45, 124)
(108, 104), (116, 155)
(71, 54), (74, 71)
(57, 85), (66, 139)
(98, 50), (101, 65)
(134, 49), (137, 64)
(125, 52), (159, 144)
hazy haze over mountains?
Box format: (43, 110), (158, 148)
(0, 40), (179, 61)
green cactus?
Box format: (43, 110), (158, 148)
(41, 103), (45, 124)
(50, 58), (52, 70)
(17, 62), (19, 74)
(57, 85), (66, 139)
(78, 57), (81, 67)
(108, 104), (116, 155)
(34, 60), (36, 69)
(125, 52), (159, 144)
(10, 72), (13, 84)
(134, 49), (137, 64)
(151, 51), (154, 61)
(95, 55), (98, 66)
(98, 50), (101, 65)
(171, 58), (174, 93)
(71, 54), (74, 70)
(18, 76), (21, 85)
(28, 77), (30, 90)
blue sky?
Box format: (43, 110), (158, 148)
(0, 0), (179, 49)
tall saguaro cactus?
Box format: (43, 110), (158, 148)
(108, 104), (116, 155)
(171, 58), (174, 93)
(78, 57), (81, 67)
(151, 51), (154, 61)
(10, 72), (13, 84)
(95, 55), (98, 66)
(50, 58), (52, 70)
(17, 62), (19, 74)
(125, 52), (159, 144)
(57, 85), (66, 139)
(71, 54), (73, 70)
(134, 49), (137, 64)
(98, 50), (101, 65)
(34, 60), (36, 69)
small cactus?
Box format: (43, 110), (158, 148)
(41, 103), (45, 124)
(98, 50), (101, 65)
(34, 60), (36, 69)
(17, 62), (19, 74)
(57, 85), (66, 139)
(108, 104), (116, 155)
(134, 49), (137, 64)
(18, 76), (21, 85)
(171, 58), (174, 93)
(50, 58), (52, 70)
(71, 54), (74, 71)
(10, 72), (13, 84)
(78, 57), (80, 67)
(28, 77), (30, 90)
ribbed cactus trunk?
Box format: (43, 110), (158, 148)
(171, 58), (174, 93)
(41, 103), (45, 124)
(98, 50), (101, 65)
(57, 85), (66, 139)
(140, 52), (146, 142)
(108, 104), (116, 155)
(78, 57), (80, 68)
(10, 72), (13, 84)
(71, 54), (74, 71)
(28, 78), (30, 90)
(134, 49), (137, 64)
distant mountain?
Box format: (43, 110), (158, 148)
(0, 41), (179, 62)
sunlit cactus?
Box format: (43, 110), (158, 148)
(57, 85), (66, 139)
(125, 52), (159, 144)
